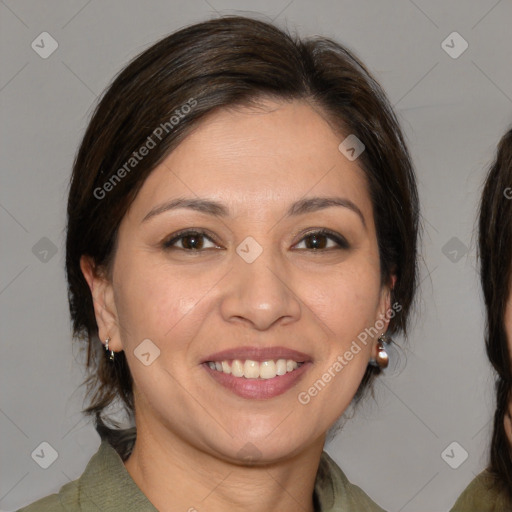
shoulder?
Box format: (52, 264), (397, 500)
(15, 479), (79, 511)
(15, 436), (156, 512)
(316, 450), (387, 511)
(450, 469), (512, 512)
(15, 439), (101, 511)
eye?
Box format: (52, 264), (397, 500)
(162, 229), (221, 251)
(293, 229), (349, 251)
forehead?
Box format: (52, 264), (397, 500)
(128, 99), (373, 222)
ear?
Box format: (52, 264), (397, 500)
(80, 255), (122, 352)
(371, 273), (397, 358)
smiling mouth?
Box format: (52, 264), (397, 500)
(205, 359), (305, 379)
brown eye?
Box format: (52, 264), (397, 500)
(294, 229), (349, 251)
(163, 230), (219, 251)
(180, 233), (205, 250)
(303, 233), (329, 250)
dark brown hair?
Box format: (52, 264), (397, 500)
(478, 127), (512, 499)
(65, 15), (419, 451)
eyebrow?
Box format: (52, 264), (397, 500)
(141, 196), (366, 227)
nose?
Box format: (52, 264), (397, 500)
(219, 243), (302, 331)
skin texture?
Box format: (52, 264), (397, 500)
(81, 99), (393, 512)
(505, 297), (512, 446)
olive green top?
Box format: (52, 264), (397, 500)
(17, 439), (386, 511)
(450, 470), (511, 512)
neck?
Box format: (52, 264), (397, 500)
(123, 418), (324, 512)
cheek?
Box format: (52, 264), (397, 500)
(113, 255), (214, 348)
(505, 299), (512, 367)
(505, 410), (512, 446)
(291, 265), (381, 413)
(304, 265), (382, 342)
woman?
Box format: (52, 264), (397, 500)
(18, 16), (418, 511)
(450, 129), (512, 511)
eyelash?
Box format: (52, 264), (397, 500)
(162, 228), (350, 252)
(162, 229), (217, 251)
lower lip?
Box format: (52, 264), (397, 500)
(203, 362), (312, 400)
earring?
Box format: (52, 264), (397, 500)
(104, 336), (115, 362)
(370, 333), (391, 369)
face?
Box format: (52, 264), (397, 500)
(504, 293), (512, 444)
(82, 99), (393, 464)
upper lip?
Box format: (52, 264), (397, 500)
(202, 346), (312, 363)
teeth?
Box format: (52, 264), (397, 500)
(276, 359), (287, 376)
(244, 360), (260, 379)
(231, 359), (244, 377)
(221, 361), (231, 374)
(259, 360), (276, 379)
(207, 358), (304, 379)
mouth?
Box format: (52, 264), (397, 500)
(201, 346), (312, 399)
(205, 359), (305, 379)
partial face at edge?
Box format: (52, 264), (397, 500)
(82, 98), (394, 463)
(504, 294), (512, 444)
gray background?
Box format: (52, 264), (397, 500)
(1, 1), (511, 510)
